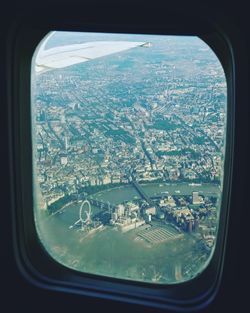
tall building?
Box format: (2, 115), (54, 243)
(192, 191), (200, 205)
(116, 204), (125, 217)
(188, 220), (194, 233)
(64, 136), (69, 151)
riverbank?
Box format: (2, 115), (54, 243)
(92, 181), (220, 205)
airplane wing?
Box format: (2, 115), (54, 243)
(35, 33), (148, 74)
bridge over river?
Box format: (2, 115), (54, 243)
(131, 180), (157, 207)
(88, 197), (116, 212)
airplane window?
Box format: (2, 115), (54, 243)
(32, 31), (227, 284)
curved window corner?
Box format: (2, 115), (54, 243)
(12, 26), (233, 311)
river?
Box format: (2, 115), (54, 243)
(93, 182), (220, 204)
(35, 182), (220, 284)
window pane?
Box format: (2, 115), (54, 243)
(32, 32), (227, 284)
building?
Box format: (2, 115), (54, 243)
(144, 206), (156, 216)
(192, 191), (200, 205)
(116, 204), (125, 217)
(60, 155), (68, 165)
(127, 202), (139, 213)
(117, 219), (145, 233)
(159, 196), (176, 207)
(64, 135), (69, 150)
(103, 175), (111, 185)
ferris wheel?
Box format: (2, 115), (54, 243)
(79, 200), (92, 225)
(69, 199), (92, 230)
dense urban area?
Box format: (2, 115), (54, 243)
(34, 33), (226, 283)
